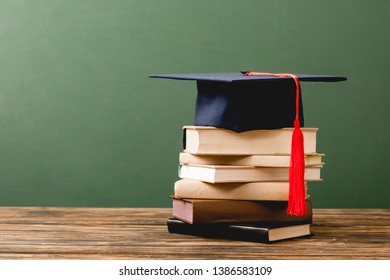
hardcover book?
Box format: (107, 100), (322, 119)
(167, 218), (311, 243)
(174, 179), (308, 201)
(183, 126), (318, 155)
(179, 152), (324, 167)
(172, 197), (313, 224)
(178, 164), (322, 183)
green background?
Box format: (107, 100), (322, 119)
(0, 0), (388, 208)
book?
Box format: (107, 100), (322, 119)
(183, 126), (318, 155)
(178, 164), (322, 183)
(167, 218), (311, 243)
(179, 152), (324, 167)
(174, 179), (308, 201)
(172, 197), (313, 224)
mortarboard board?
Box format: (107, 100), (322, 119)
(149, 71), (346, 216)
(149, 72), (346, 132)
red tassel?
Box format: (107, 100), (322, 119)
(287, 119), (307, 216)
(242, 71), (307, 216)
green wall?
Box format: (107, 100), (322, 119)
(0, 0), (389, 208)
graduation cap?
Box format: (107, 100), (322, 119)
(149, 71), (347, 216)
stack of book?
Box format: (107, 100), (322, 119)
(167, 126), (324, 243)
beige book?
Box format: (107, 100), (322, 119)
(183, 126), (318, 155)
(174, 179), (308, 201)
(179, 152), (324, 167)
(178, 164), (323, 183)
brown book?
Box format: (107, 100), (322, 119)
(174, 179), (308, 201)
(179, 152), (324, 167)
(183, 126), (318, 155)
(179, 164), (322, 183)
(172, 197), (313, 224)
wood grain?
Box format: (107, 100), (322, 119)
(0, 207), (388, 259)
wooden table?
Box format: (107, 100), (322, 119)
(0, 207), (388, 259)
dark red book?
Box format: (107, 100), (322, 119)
(172, 197), (313, 224)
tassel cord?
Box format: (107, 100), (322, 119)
(242, 71), (307, 216)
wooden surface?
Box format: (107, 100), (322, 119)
(0, 207), (388, 259)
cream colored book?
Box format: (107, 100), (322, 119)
(179, 152), (324, 167)
(178, 164), (323, 183)
(183, 126), (318, 155)
(174, 179), (308, 201)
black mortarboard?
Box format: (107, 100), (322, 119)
(149, 71), (346, 216)
(149, 72), (346, 132)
